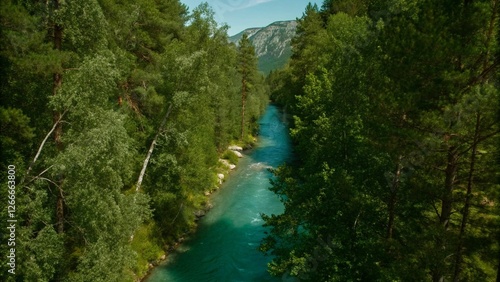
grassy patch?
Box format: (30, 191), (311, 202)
(222, 150), (239, 164)
(131, 222), (164, 278)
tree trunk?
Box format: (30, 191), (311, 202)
(453, 3), (498, 278)
(441, 145), (458, 229)
(22, 112), (65, 185)
(53, 0), (63, 148)
(482, 0), (498, 71)
(453, 114), (480, 281)
(387, 156), (402, 240)
(432, 144), (459, 282)
(136, 104), (173, 192)
(52, 0), (65, 235)
(130, 104), (173, 241)
(241, 77), (247, 140)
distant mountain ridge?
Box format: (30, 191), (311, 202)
(230, 20), (297, 75)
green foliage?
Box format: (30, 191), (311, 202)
(262, 0), (500, 281)
(0, 0), (268, 281)
(19, 226), (64, 282)
(58, 0), (109, 55)
(131, 222), (164, 277)
(237, 33), (268, 139)
(222, 150), (239, 165)
(0, 107), (34, 169)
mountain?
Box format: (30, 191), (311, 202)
(230, 20), (297, 75)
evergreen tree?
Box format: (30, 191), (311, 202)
(261, 0), (500, 281)
(237, 33), (258, 141)
(1, 0), (270, 280)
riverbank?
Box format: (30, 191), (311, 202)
(143, 105), (291, 282)
(134, 140), (258, 282)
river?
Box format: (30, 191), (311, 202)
(146, 105), (292, 282)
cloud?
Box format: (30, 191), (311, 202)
(213, 0), (276, 13)
(243, 0), (275, 8)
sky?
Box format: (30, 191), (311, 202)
(180, 0), (323, 36)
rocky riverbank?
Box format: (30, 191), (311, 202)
(138, 144), (252, 282)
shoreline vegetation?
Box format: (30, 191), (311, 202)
(137, 139), (257, 282)
(262, 1), (499, 281)
(3, 0), (497, 281)
(0, 1), (268, 281)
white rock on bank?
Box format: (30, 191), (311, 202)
(228, 145), (243, 151)
(232, 150), (243, 158)
(219, 158), (236, 170)
(217, 173), (224, 184)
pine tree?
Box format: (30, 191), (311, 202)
(1, 0), (271, 280)
(261, 0), (500, 281)
(237, 33), (258, 141)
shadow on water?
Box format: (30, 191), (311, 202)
(146, 105), (291, 282)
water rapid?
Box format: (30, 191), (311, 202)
(146, 105), (291, 282)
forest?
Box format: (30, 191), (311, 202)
(262, 0), (500, 281)
(0, 0), (267, 281)
(2, 0), (500, 281)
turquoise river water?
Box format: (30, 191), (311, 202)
(146, 105), (292, 282)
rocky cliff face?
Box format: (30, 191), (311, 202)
(230, 20), (297, 75)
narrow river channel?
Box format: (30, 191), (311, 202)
(146, 105), (292, 282)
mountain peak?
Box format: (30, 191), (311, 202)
(230, 20), (297, 74)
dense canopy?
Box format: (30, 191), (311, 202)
(263, 0), (500, 281)
(0, 1), (266, 281)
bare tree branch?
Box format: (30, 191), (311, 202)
(21, 110), (66, 186)
(135, 104), (173, 193)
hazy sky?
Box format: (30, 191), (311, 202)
(180, 0), (322, 36)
